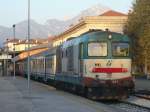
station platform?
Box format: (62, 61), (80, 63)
(0, 76), (119, 112)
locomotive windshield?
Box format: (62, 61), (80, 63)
(112, 43), (129, 57)
(88, 42), (107, 56)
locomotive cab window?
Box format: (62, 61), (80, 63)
(112, 43), (129, 57)
(88, 42), (107, 56)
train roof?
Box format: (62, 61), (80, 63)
(12, 46), (57, 62)
(30, 47), (56, 59)
(12, 48), (49, 62)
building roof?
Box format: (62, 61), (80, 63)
(4, 38), (20, 44)
(15, 39), (43, 45)
(4, 38), (49, 45)
(100, 10), (127, 16)
(52, 21), (86, 41)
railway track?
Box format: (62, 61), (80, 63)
(101, 95), (150, 112)
(134, 89), (150, 100)
(108, 101), (150, 112)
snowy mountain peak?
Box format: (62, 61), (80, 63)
(0, 4), (110, 46)
(80, 4), (110, 16)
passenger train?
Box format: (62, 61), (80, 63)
(15, 30), (134, 100)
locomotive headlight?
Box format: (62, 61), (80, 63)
(108, 34), (112, 39)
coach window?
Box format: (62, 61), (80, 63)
(112, 43), (129, 57)
(61, 50), (63, 58)
(65, 50), (68, 57)
(88, 42), (107, 56)
(79, 43), (84, 58)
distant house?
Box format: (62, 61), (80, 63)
(4, 38), (48, 52)
(3, 38), (20, 52)
(52, 10), (128, 47)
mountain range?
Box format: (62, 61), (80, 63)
(0, 4), (110, 46)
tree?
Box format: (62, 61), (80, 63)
(139, 24), (150, 74)
(125, 0), (150, 75)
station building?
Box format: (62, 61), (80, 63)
(52, 10), (128, 47)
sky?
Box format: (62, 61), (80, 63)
(0, 0), (133, 27)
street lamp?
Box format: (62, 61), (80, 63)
(6, 38), (9, 76)
(13, 24), (16, 79)
(27, 0), (31, 91)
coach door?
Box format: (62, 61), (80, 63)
(67, 46), (74, 72)
(56, 46), (62, 73)
(79, 43), (84, 75)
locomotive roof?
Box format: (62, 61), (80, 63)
(62, 31), (130, 48)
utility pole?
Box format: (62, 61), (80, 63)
(27, 0), (31, 92)
(13, 24), (16, 79)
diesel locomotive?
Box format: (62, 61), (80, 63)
(15, 30), (134, 100)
